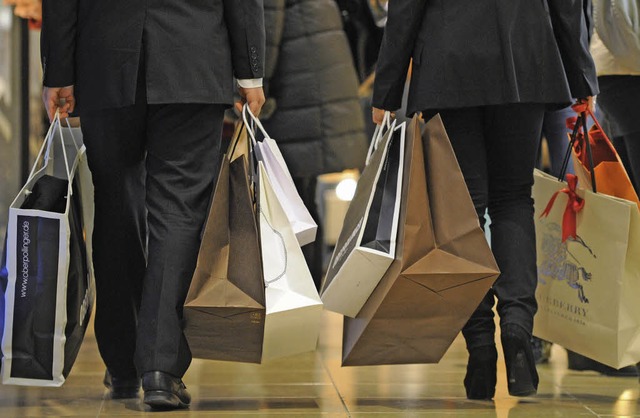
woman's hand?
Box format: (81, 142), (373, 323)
(575, 96), (595, 113)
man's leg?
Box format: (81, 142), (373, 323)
(134, 103), (226, 377)
(81, 102), (147, 380)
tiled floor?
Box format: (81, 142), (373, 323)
(1, 310), (639, 417)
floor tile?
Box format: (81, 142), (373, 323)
(0, 309), (636, 416)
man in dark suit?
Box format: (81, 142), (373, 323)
(40, 0), (265, 410)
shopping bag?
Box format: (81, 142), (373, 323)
(568, 106), (640, 208)
(342, 115), (500, 366)
(321, 112), (405, 317)
(243, 105), (317, 246)
(183, 126), (265, 363)
(533, 169), (640, 368)
(258, 162), (323, 361)
(2, 113), (95, 386)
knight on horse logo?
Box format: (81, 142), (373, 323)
(538, 223), (596, 303)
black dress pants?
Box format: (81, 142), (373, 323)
(437, 104), (545, 350)
(81, 86), (226, 378)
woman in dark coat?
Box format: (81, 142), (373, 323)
(262, 0), (369, 288)
(372, 0), (598, 399)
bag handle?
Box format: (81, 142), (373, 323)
(62, 118), (83, 152)
(558, 111), (598, 193)
(259, 208), (288, 287)
(242, 103), (272, 145)
(366, 111), (392, 165)
(228, 120), (249, 161)
(26, 110), (75, 198)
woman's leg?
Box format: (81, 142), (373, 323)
(438, 108), (497, 399)
(484, 104), (544, 335)
(485, 103), (545, 396)
(437, 108), (494, 350)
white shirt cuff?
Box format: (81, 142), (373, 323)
(237, 78), (263, 88)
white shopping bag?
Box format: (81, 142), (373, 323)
(533, 169), (640, 368)
(321, 113), (405, 318)
(257, 162), (323, 361)
(244, 105), (317, 246)
(1, 113), (95, 386)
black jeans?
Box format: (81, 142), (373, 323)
(437, 104), (545, 350)
(81, 80), (226, 378)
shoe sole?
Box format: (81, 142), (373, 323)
(508, 386), (537, 397)
(111, 390), (140, 400)
(144, 391), (189, 410)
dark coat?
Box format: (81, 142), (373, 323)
(260, 0), (368, 178)
(41, 0), (265, 112)
(373, 0), (599, 115)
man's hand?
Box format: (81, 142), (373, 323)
(372, 107), (395, 125)
(235, 86), (266, 116)
(43, 86), (75, 121)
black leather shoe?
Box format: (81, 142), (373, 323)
(501, 324), (539, 397)
(142, 371), (191, 410)
(567, 351), (639, 377)
(103, 371), (140, 399)
(464, 345), (498, 400)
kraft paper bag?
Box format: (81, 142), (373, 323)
(533, 169), (640, 368)
(184, 133), (265, 364)
(342, 115), (499, 366)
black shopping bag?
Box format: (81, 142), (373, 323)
(1, 115), (95, 386)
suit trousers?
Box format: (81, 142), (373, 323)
(81, 86), (226, 378)
(437, 104), (545, 350)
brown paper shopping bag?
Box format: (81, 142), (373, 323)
(183, 128), (265, 363)
(342, 115), (499, 366)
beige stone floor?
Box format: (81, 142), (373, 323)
(1, 310), (639, 417)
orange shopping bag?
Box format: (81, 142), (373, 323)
(568, 104), (640, 208)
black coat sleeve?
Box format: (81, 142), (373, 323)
(41, 0), (79, 87)
(547, 0), (599, 98)
(371, 0), (427, 111)
(223, 0), (266, 80)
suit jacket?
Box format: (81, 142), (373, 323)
(372, 0), (599, 116)
(41, 0), (265, 112)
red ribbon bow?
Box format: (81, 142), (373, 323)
(540, 174), (585, 242)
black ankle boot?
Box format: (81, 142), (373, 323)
(464, 345), (498, 400)
(501, 325), (539, 397)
